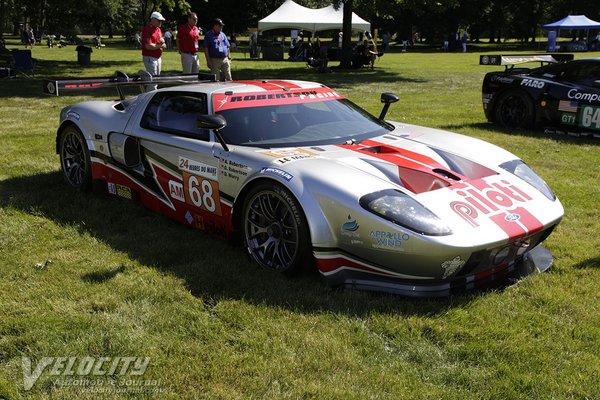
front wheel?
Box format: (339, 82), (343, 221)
(242, 183), (310, 275)
(494, 90), (535, 129)
(59, 125), (91, 191)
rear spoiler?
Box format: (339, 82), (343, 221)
(479, 54), (574, 67)
(43, 70), (217, 99)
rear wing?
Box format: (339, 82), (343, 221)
(43, 70), (217, 99)
(479, 54), (574, 69)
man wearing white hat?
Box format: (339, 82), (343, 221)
(142, 11), (167, 83)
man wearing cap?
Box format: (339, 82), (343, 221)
(204, 18), (232, 81)
(177, 12), (201, 74)
(142, 11), (167, 79)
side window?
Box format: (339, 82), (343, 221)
(561, 63), (600, 87)
(141, 92), (210, 140)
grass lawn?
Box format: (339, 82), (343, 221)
(0, 36), (599, 399)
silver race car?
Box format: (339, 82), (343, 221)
(45, 72), (563, 296)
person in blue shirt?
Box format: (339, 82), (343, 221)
(203, 18), (232, 81)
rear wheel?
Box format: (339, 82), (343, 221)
(59, 125), (91, 191)
(242, 183), (310, 275)
(494, 90), (535, 129)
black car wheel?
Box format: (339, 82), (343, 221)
(59, 125), (91, 190)
(494, 90), (535, 129)
(242, 183), (310, 275)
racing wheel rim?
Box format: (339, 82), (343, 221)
(243, 187), (302, 272)
(497, 92), (532, 128)
(60, 128), (89, 189)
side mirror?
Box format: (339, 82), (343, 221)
(198, 114), (229, 151)
(379, 92), (399, 120)
(197, 114), (227, 130)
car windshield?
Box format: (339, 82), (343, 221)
(216, 97), (394, 147)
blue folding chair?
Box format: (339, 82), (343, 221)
(10, 50), (36, 77)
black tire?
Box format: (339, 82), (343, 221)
(59, 125), (91, 191)
(242, 182), (310, 275)
(493, 90), (535, 129)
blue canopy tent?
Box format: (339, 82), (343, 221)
(542, 15), (600, 51)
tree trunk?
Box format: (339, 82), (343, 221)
(340, 0), (353, 69)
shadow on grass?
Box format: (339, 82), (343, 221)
(0, 171), (492, 316)
(440, 122), (600, 145)
(571, 255), (600, 270)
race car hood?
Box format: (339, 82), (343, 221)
(251, 123), (563, 248)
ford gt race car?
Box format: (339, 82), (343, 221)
(45, 72), (563, 296)
(481, 54), (600, 137)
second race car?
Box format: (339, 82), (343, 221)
(481, 54), (600, 136)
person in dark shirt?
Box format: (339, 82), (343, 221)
(203, 18), (232, 81)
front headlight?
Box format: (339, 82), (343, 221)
(501, 160), (556, 201)
(360, 189), (452, 236)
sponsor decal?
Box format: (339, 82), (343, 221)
(449, 178), (542, 237)
(441, 256), (466, 279)
(558, 100), (578, 113)
(561, 113), (577, 126)
(184, 211), (193, 224)
(194, 213), (205, 230)
(46, 82), (56, 94)
(212, 87), (343, 111)
(260, 167), (293, 181)
(182, 172), (222, 216)
(168, 180), (185, 202)
(219, 159), (250, 182)
(580, 105), (600, 131)
(567, 89), (600, 103)
(259, 148), (317, 165)
(369, 230), (410, 249)
(116, 184), (132, 200)
(107, 182), (116, 195)
(66, 111), (80, 120)
(178, 157), (218, 180)
(342, 216), (359, 232)
(520, 79), (545, 89)
(505, 213), (520, 222)
(340, 215), (362, 243)
(491, 76), (515, 84)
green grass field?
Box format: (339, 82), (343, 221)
(0, 37), (599, 399)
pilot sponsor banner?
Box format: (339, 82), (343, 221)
(449, 178), (542, 238)
(212, 87), (344, 111)
(178, 157), (218, 180)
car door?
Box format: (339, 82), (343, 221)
(122, 91), (227, 234)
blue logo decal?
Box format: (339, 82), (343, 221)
(260, 167), (293, 181)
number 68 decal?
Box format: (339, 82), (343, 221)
(182, 172), (222, 216)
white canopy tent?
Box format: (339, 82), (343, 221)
(542, 15), (600, 30)
(258, 0), (371, 34)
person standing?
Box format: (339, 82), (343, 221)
(142, 11), (166, 78)
(204, 18), (232, 81)
(164, 29), (173, 50)
(461, 31), (468, 52)
(177, 12), (200, 74)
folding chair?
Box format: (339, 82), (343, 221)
(10, 49), (36, 77)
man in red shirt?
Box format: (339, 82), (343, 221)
(177, 12), (201, 74)
(142, 11), (166, 82)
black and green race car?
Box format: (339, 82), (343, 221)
(481, 54), (600, 137)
